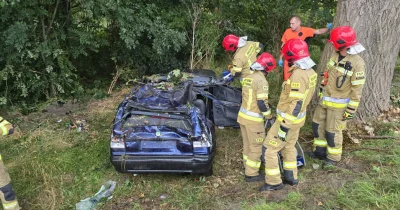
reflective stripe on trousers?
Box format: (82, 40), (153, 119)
(265, 168), (280, 176)
(246, 159), (261, 169)
(328, 146), (342, 155)
(3, 201), (18, 210)
(283, 161), (297, 170)
(313, 139), (327, 147)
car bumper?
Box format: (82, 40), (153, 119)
(111, 153), (214, 174)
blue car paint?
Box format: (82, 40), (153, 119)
(111, 82), (214, 159)
(110, 70), (306, 175)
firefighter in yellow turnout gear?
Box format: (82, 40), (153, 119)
(260, 39), (317, 191)
(310, 26), (366, 166)
(238, 53), (277, 182)
(0, 116), (21, 210)
(222, 34), (262, 78)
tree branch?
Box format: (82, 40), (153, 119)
(358, 135), (400, 140)
(46, 0), (60, 35)
(60, 0), (71, 31)
(41, 16), (47, 41)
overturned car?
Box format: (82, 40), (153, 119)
(110, 70), (242, 176)
(110, 69), (306, 176)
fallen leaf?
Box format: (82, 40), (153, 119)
(139, 193), (145, 198)
(318, 201), (323, 206)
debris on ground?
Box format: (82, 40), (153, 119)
(69, 119), (88, 132)
(76, 180), (116, 210)
(312, 163), (320, 170)
(159, 194), (168, 200)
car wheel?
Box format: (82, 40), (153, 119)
(202, 165), (213, 177)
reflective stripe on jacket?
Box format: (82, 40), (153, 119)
(321, 53), (366, 113)
(237, 71), (270, 125)
(231, 41), (262, 77)
(276, 66), (317, 128)
(0, 116), (12, 136)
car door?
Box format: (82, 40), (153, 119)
(210, 85), (242, 127)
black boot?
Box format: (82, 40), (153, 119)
(323, 158), (337, 168)
(307, 151), (326, 160)
(245, 174), (265, 182)
(259, 183), (284, 192)
(283, 170), (298, 186)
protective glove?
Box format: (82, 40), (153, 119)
(318, 88), (323, 99)
(277, 125), (289, 141)
(264, 114), (273, 120)
(278, 59), (283, 67)
(8, 127), (14, 135)
(264, 116), (276, 129)
(327, 23), (333, 30)
(221, 70), (234, 83)
(342, 111), (354, 121)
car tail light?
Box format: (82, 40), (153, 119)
(193, 140), (211, 148)
(111, 136), (125, 149)
(193, 133), (212, 148)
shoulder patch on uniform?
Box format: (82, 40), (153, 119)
(245, 44), (256, 58)
(240, 78), (253, 86)
(309, 73), (317, 88)
(291, 82), (300, 89)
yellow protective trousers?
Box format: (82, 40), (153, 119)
(312, 105), (347, 162)
(0, 155), (20, 210)
(263, 120), (304, 185)
(240, 123), (265, 176)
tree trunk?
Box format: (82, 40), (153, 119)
(313, 0), (400, 120)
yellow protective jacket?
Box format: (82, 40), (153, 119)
(277, 66), (317, 128)
(0, 116), (13, 136)
(231, 41), (262, 77)
(320, 53), (366, 113)
(237, 70), (271, 125)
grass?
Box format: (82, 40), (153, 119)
(332, 137), (400, 210)
(1, 86), (400, 210)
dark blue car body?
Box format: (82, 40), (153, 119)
(110, 69), (306, 176)
(110, 70), (238, 175)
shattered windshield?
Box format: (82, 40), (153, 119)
(121, 115), (192, 131)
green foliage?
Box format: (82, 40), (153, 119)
(0, 0), (189, 106)
(375, 122), (396, 136)
(0, 0), (336, 108)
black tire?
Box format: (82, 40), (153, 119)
(202, 164), (213, 177)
